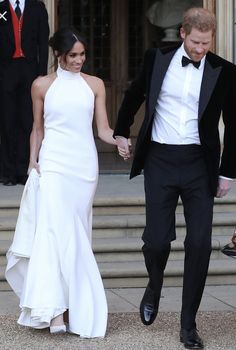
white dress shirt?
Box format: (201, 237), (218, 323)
(9, 0), (25, 12)
(151, 43), (205, 145)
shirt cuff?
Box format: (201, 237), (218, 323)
(115, 135), (127, 140)
(219, 176), (234, 181)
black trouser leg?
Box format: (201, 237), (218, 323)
(142, 142), (213, 328)
(180, 171), (214, 329)
(1, 85), (17, 177)
(16, 74), (33, 176)
(142, 243), (170, 294)
(143, 142), (180, 295)
(1, 59), (35, 178)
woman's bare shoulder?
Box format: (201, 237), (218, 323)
(32, 72), (57, 97)
(81, 73), (104, 95)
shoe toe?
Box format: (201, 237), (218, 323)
(221, 243), (236, 257)
(3, 177), (17, 186)
(180, 328), (204, 349)
(140, 286), (159, 326)
(142, 304), (157, 324)
(50, 325), (66, 334)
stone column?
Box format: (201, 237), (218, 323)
(215, 0), (233, 142)
(216, 0), (233, 61)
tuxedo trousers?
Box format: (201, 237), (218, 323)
(0, 58), (37, 178)
(142, 141), (214, 329)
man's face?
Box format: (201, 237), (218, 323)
(180, 27), (213, 62)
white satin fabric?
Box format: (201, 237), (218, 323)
(5, 66), (107, 338)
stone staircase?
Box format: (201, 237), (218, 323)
(0, 175), (236, 290)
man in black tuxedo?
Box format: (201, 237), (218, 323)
(0, 0), (49, 185)
(114, 7), (236, 349)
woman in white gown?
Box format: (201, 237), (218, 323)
(5, 28), (117, 338)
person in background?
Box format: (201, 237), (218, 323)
(0, 0), (49, 185)
(114, 7), (236, 349)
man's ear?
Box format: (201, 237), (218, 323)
(179, 27), (185, 40)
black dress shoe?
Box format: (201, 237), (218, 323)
(140, 285), (160, 325)
(221, 230), (236, 258)
(221, 242), (236, 258)
(17, 175), (28, 185)
(180, 328), (204, 349)
(3, 176), (17, 186)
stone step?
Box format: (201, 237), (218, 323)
(1, 223), (235, 243)
(0, 194), (236, 216)
(1, 176), (235, 290)
(95, 212), (236, 228)
(93, 197), (236, 215)
(99, 257), (236, 279)
(1, 225), (235, 242)
(93, 235), (231, 262)
(0, 240), (9, 265)
(0, 211), (236, 232)
(1, 257), (236, 290)
(0, 235), (232, 266)
(93, 225), (236, 239)
(100, 258), (236, 288)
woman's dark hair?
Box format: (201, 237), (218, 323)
(49, 27), (87, 58)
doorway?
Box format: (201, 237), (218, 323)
(56, 0), (209, 172)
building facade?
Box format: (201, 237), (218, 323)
(43, 0), (234, 168)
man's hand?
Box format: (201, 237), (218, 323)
(216, 178), (232, 198)
(115, 136), (132, 160)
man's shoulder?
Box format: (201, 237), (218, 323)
(207, 51), (236, 70)
(28, 0), (47, 9)
(29, 0), (46, 3)
(143, 44), (180, 69)
(159, 42), (181, 54)
(0, 0), (9, 10)
(145, 43), (180, 57)
(144, 48), (157, 57)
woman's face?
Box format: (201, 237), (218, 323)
(61, 41), (86, 73)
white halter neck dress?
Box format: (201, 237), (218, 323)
(5, 66), (108, 338)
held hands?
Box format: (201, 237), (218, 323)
(216, 178), (232, 198)
(27, 160), (41, 175)
(116, 136), (132, 161)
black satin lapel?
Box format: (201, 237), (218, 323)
(198, 60), (222, 120)
(149, 49), (176, 117)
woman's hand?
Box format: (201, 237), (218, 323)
(116, 137), (132, 160)
(28, 161), (40, 175)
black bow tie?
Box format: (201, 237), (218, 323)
(182, 56), (200, 69)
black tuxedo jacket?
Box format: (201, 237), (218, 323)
(114, 45), (236, 195)
(0, 0), (49, 75)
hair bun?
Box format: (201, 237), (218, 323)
(48, 27), (87, 58)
